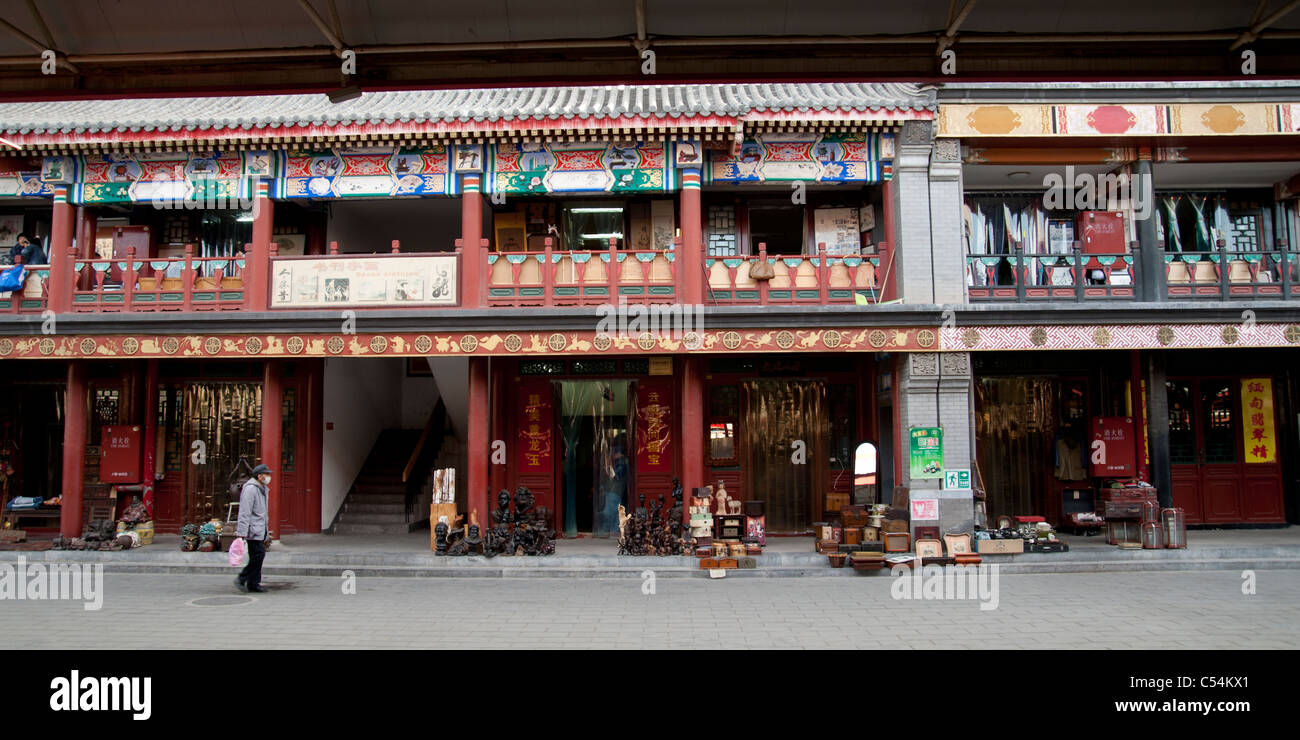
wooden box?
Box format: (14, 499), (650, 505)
(719, 558), (739, 569)
(715, 515), (745, 539)
(699, 558), (720, 569)
(816, 541), (839, 554)
(695, 547), (713, 558)
(844, 527), (862, 545)
(977, 538), (1025, 555)
(883, 532), (911, 553)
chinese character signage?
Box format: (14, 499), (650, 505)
(635, 379), (673, 473)
(1241, 378), (1276, 464)
(100, 425), (142, 483)
(517, 381), (553, 473)
(1089, 417), (1136, 477)
(908, 427), (943, 480)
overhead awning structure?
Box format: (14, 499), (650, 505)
(0, 82), (937, 155)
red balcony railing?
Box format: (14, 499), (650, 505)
(486, 237), (676, 307)
(71, 245), (246, 312)
(706, 243), (883, 305)
(0, 256), (51, 314)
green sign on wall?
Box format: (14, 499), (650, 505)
(909, 426), (944, 480)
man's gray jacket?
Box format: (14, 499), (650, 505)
(235, 477), (269, 541)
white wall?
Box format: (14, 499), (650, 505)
(321, 358), (402, 529)
(320, 357), (452, 528)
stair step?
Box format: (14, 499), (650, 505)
(341, 512), (406, 524)
(347, 494), (404, 505)
(346, 503), (405, 515)
(333, 523), (411, 536)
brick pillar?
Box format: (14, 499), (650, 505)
(679, 355), (705, 520)
(460, 173), (483, 309)
(679, 167), (703, 304)
(467, 356), (490, 524)
(261, 361), (283, 539)
(48, 185), (75, 312)
(60, 361), (88, 538)
(249, 180), (272, 311)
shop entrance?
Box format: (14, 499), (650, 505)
(558, 380), (632, 538)
(741, 380), (826, 533)
(0, 384), (63, 501)
(1167, 377), (1285, 523)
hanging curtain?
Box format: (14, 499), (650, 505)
(1162, 195), (1183, 251)
(182, 382), (261, 524)
(558, 381), (623, 538)
(1190, 194), (1211, 251)
(1213, 198), (1236, 251)
(741, 380), (826, 533)
(975, 378), (1057, 522)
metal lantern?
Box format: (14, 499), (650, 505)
(1140, 500), (1159, 524)
(1161, 507), (1187, 549)
(1141, 521), (1163, 549)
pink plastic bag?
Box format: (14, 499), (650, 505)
(228, 537), (247, 567)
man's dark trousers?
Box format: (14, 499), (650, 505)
(239, 539), (266, 588)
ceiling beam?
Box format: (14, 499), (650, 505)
(297, 0), (346, 54)
(938, 0), (979, 54)
(0, 14), (78, 74)
(1231, 0), (1300, 49)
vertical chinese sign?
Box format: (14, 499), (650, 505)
(517, 380), (553, 473)
(1240, 378), (1276, 464)
(636, 379), (673, 473)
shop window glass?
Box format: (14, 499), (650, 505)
(1166, 382), (1195, 465)
(709, 422), (736, 463)
(707, 385), (739, 466)
(827, 383), (857, 470)
(1202, 381), (1236, 464)
(564, 204), (624, 250)
(280, 389), (296, 472)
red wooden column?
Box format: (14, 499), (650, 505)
(60, 361), (88, 538)
(141, 359), (159, 517)
(679, 167), (703, 304)
(467, 355), (490, 523)
(249, 180), (273, 311)
(489, 358), (506, 495)
(75, 206), (97, 291)
(47, 185), (75, 312)
(1130, 350), (1150, 482)
(881, 178), (899, 302)
(460, 173), (483, 309)
(679, 354), (705, 520)
(306, 358), (325, 532)
(261, 361), (283, 539)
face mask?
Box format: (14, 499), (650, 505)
(260, 475), (272, 486)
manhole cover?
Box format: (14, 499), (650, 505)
(188, 596), (255, 607)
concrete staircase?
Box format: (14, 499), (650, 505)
(333, 429), (424, 536)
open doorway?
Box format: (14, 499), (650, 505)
(558, 380), (631, 538)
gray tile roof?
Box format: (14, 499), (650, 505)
(0, 83), (935, 136)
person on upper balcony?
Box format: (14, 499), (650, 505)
(7, 233), (46, 266)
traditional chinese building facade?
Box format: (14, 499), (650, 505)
(0, 80), (1297, 539)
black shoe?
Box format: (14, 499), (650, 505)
(248, 585), (268, 593)
(234, 577), (248, 593)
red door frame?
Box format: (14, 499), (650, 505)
(1168, 375), (1285, 524)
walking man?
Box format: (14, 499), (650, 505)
(234, 463), (273, 593)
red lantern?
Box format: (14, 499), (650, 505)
(1161, 508), (1186, 549)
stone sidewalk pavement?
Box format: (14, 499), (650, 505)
(3, 569), (1296, 649)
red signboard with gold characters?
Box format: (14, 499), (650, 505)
(635, 379), (673, 474)
(1240, 378), (1277, 464)
(517, 380), (553, 473)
